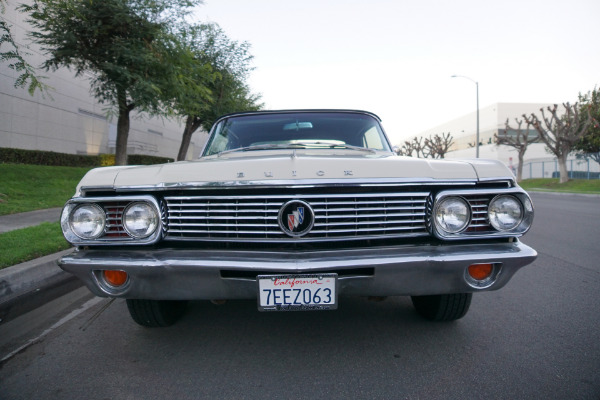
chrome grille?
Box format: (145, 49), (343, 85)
(102, 202), (129, 238)
(465, 195), (493, 233)
(164, 192), (430, 242)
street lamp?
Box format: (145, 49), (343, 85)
(451, 75), (480, 158)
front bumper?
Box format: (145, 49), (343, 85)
(58, 241), (537, 300)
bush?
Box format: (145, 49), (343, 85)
(99, 154), (116, 166)
(0, 148), (99, 167)
(0, 148), (174, 167)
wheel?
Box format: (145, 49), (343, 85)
(126, 299), (188, 327)
(411, 293), (472, 321)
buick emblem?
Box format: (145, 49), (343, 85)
(278, 200), (315, 237)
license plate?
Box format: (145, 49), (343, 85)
(258, 274), (338, 311)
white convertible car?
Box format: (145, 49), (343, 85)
(58, 110), (537, 327)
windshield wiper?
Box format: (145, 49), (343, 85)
(217, 143), (307, 157)
(217, 142), (378, 157)
(309, 141), (378, 154)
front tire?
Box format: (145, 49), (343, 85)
(126, 299), (188, 327)
(411, 293), (472, 321)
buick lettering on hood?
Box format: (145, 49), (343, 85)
(58, 110), (537, 327)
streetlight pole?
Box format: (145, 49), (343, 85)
(451, 75), (480, 158)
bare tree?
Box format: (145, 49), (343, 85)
(401, 137), (427, 158)
(397, 140), (414, 157)
(397, 141), (414, 157)
(495, 118), (539, 182)
(523, 103), (592, 183)
(424, 132), (454, 159)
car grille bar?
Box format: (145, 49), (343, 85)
(464, 195), (493, 233)
(102, 202), (129, 238)
(164, 192), (430, 242)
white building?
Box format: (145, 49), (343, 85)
(410, 102), (600, 179)
(0, 5), (207, 160)
(414, 102), (556, 166)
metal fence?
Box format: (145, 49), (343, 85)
(521, 158), (600, 180)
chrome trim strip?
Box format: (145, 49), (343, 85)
(78, 177), (521, 194)
(477, 177), (515, 184)
(104, 178), (479, 192)
(164, 192), (430, 200)
(60, 195), (163, 246)
(431, 188), (534, 240)
(163, 232), (430, 243)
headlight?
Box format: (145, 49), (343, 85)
(123, 202), (159, 238)
(435, 197), (470, 233)
(488, 195), (523, 231)
(70, 204), (106, 239)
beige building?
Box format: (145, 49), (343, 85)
(0, 5), (207, 160)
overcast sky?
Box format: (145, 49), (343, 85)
(194, 0), (600, 144)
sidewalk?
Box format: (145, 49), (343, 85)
(0, 207), (63, 234)
(0, 207), (80, 324)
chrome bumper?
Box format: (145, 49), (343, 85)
(58, 241), (537, 300)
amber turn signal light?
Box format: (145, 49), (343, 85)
(103, 270), (128, 287)
(467, 263), (494, 281)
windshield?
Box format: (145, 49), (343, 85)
(202, 112), (392, 156)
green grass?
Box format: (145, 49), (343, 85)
(0, 164), (92, 215)
(519, 178), (600, 194)
(0, 222), (71, 269)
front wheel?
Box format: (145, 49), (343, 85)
(411, 293), (472, 321)
(126, 299), (188, 327)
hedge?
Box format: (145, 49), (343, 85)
(0, 148), (174, 167)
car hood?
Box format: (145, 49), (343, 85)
(76, 150), (513, 193)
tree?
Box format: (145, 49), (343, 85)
(495, 118), (539, 182)
(573, 88), (600, 165)
(174, 23), (262, 161)
(1, 0), (47, 94)
(398, 136), (427, 158)
(424, 132), (454, 159)
(22, 0), (204, 165)
(395, 141), (412, 156)
(397, 134), (453, 159)
(523, 103), (592, 183)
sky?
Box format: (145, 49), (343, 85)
(193, 0), (600, 144)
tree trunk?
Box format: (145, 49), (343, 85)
(177, 116), (203, 161)
(557, 153), (569, 183)
(177, 116), (195, 161)
(517, 150), (525, 183)
(115, 89), (132, 166)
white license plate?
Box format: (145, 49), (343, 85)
(258, 274), (338, 311)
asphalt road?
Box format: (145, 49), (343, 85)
(1, 192), (599, 400)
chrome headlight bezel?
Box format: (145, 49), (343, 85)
(60, 195), (163, 246)
(431, 188), (534, 240)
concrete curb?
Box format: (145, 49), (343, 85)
(0, 249), (83, 324)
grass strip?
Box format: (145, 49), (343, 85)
(0, 164), (92, 216)
(519, 178), (600, 194)
(0, 222), (71, 270)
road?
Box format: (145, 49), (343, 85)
(1, 192), (599, 400)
